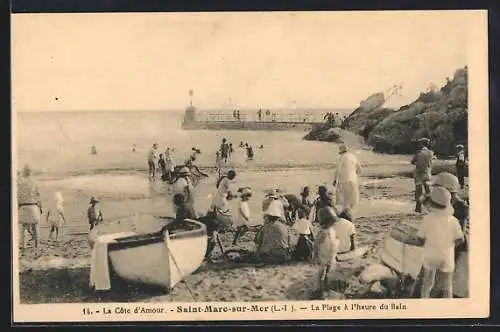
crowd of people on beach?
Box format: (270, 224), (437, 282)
(16, 134), (469, 300)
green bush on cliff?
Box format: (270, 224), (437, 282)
(367, 66), (468, 156)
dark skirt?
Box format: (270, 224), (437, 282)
(293, 234), (314, 261)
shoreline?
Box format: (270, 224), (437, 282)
(17, 160), (469, 303)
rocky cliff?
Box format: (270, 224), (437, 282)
(367, 67), (468, 156)
(305, 66), (468, 157)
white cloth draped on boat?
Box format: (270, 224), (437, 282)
(89, 232), (136, 291)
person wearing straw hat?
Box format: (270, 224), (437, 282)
(254, 199), (293, 264)
(417, 187), (465, 298)
(46, 191), (66, 242)
(411, 137), (434, 213)
(232, 187), (252, 245)
(87, 196), (103, 231)
(455, 144), (467, 189)
(333, 143), (362, 221)
(17, 164), (42, 254)
(262, 188), (289, 221)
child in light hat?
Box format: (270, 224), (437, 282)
(417, 186), (465, 298)
(232, 187), (252, 245)
(46, 191), (66, 242)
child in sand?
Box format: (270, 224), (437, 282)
(46, 191), (66, 242)
(312, 206), (339, 299)
(232, 187), (252, 245)
(293, 208), (315, 261)
(87, 196), (103, 231)
(417, 187), (465, 298)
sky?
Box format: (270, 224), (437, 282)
(11, 11), (470, 112)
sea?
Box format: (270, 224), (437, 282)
(14, 109), (412, 178)
(14, 110), (423, 229)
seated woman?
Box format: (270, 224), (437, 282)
(254, 200), (293, 264)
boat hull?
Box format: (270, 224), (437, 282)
(107, 219), (207, 291)
(364, 221), (469, 297)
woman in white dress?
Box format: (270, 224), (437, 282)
(333, 143), (362, 220)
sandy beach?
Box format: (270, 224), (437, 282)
(17, 157), (467, 304)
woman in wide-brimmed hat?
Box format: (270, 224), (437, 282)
(254, 199), (293, 264)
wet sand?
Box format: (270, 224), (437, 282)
(17, 161), (468, 303)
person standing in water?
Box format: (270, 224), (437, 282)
(220, 138), (230, 163)
(158, 153), (167, 181)
(148, 143), (159, 181)
(17, 165), (42, 254)
(333, 143), (362, 220)
(455, 144), (467, 189)
(215, 150), (222, 177)
(165, 147), (175, 182)
(411, 137), (434, 213)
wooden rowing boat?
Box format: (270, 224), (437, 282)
(106, 218), (207, 292)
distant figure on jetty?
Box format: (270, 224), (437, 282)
(17, 164), (42, 254)
(257, 109), (262, 121)
(90, 145), (98, 155)
(411, 138), (434, 213)
(148, 143), (159, 181)
(333, 143), (362, 220)
(220, 138), (230, 163)
(455, 144), (467, 189)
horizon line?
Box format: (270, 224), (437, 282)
(16, 106), (359, 113)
